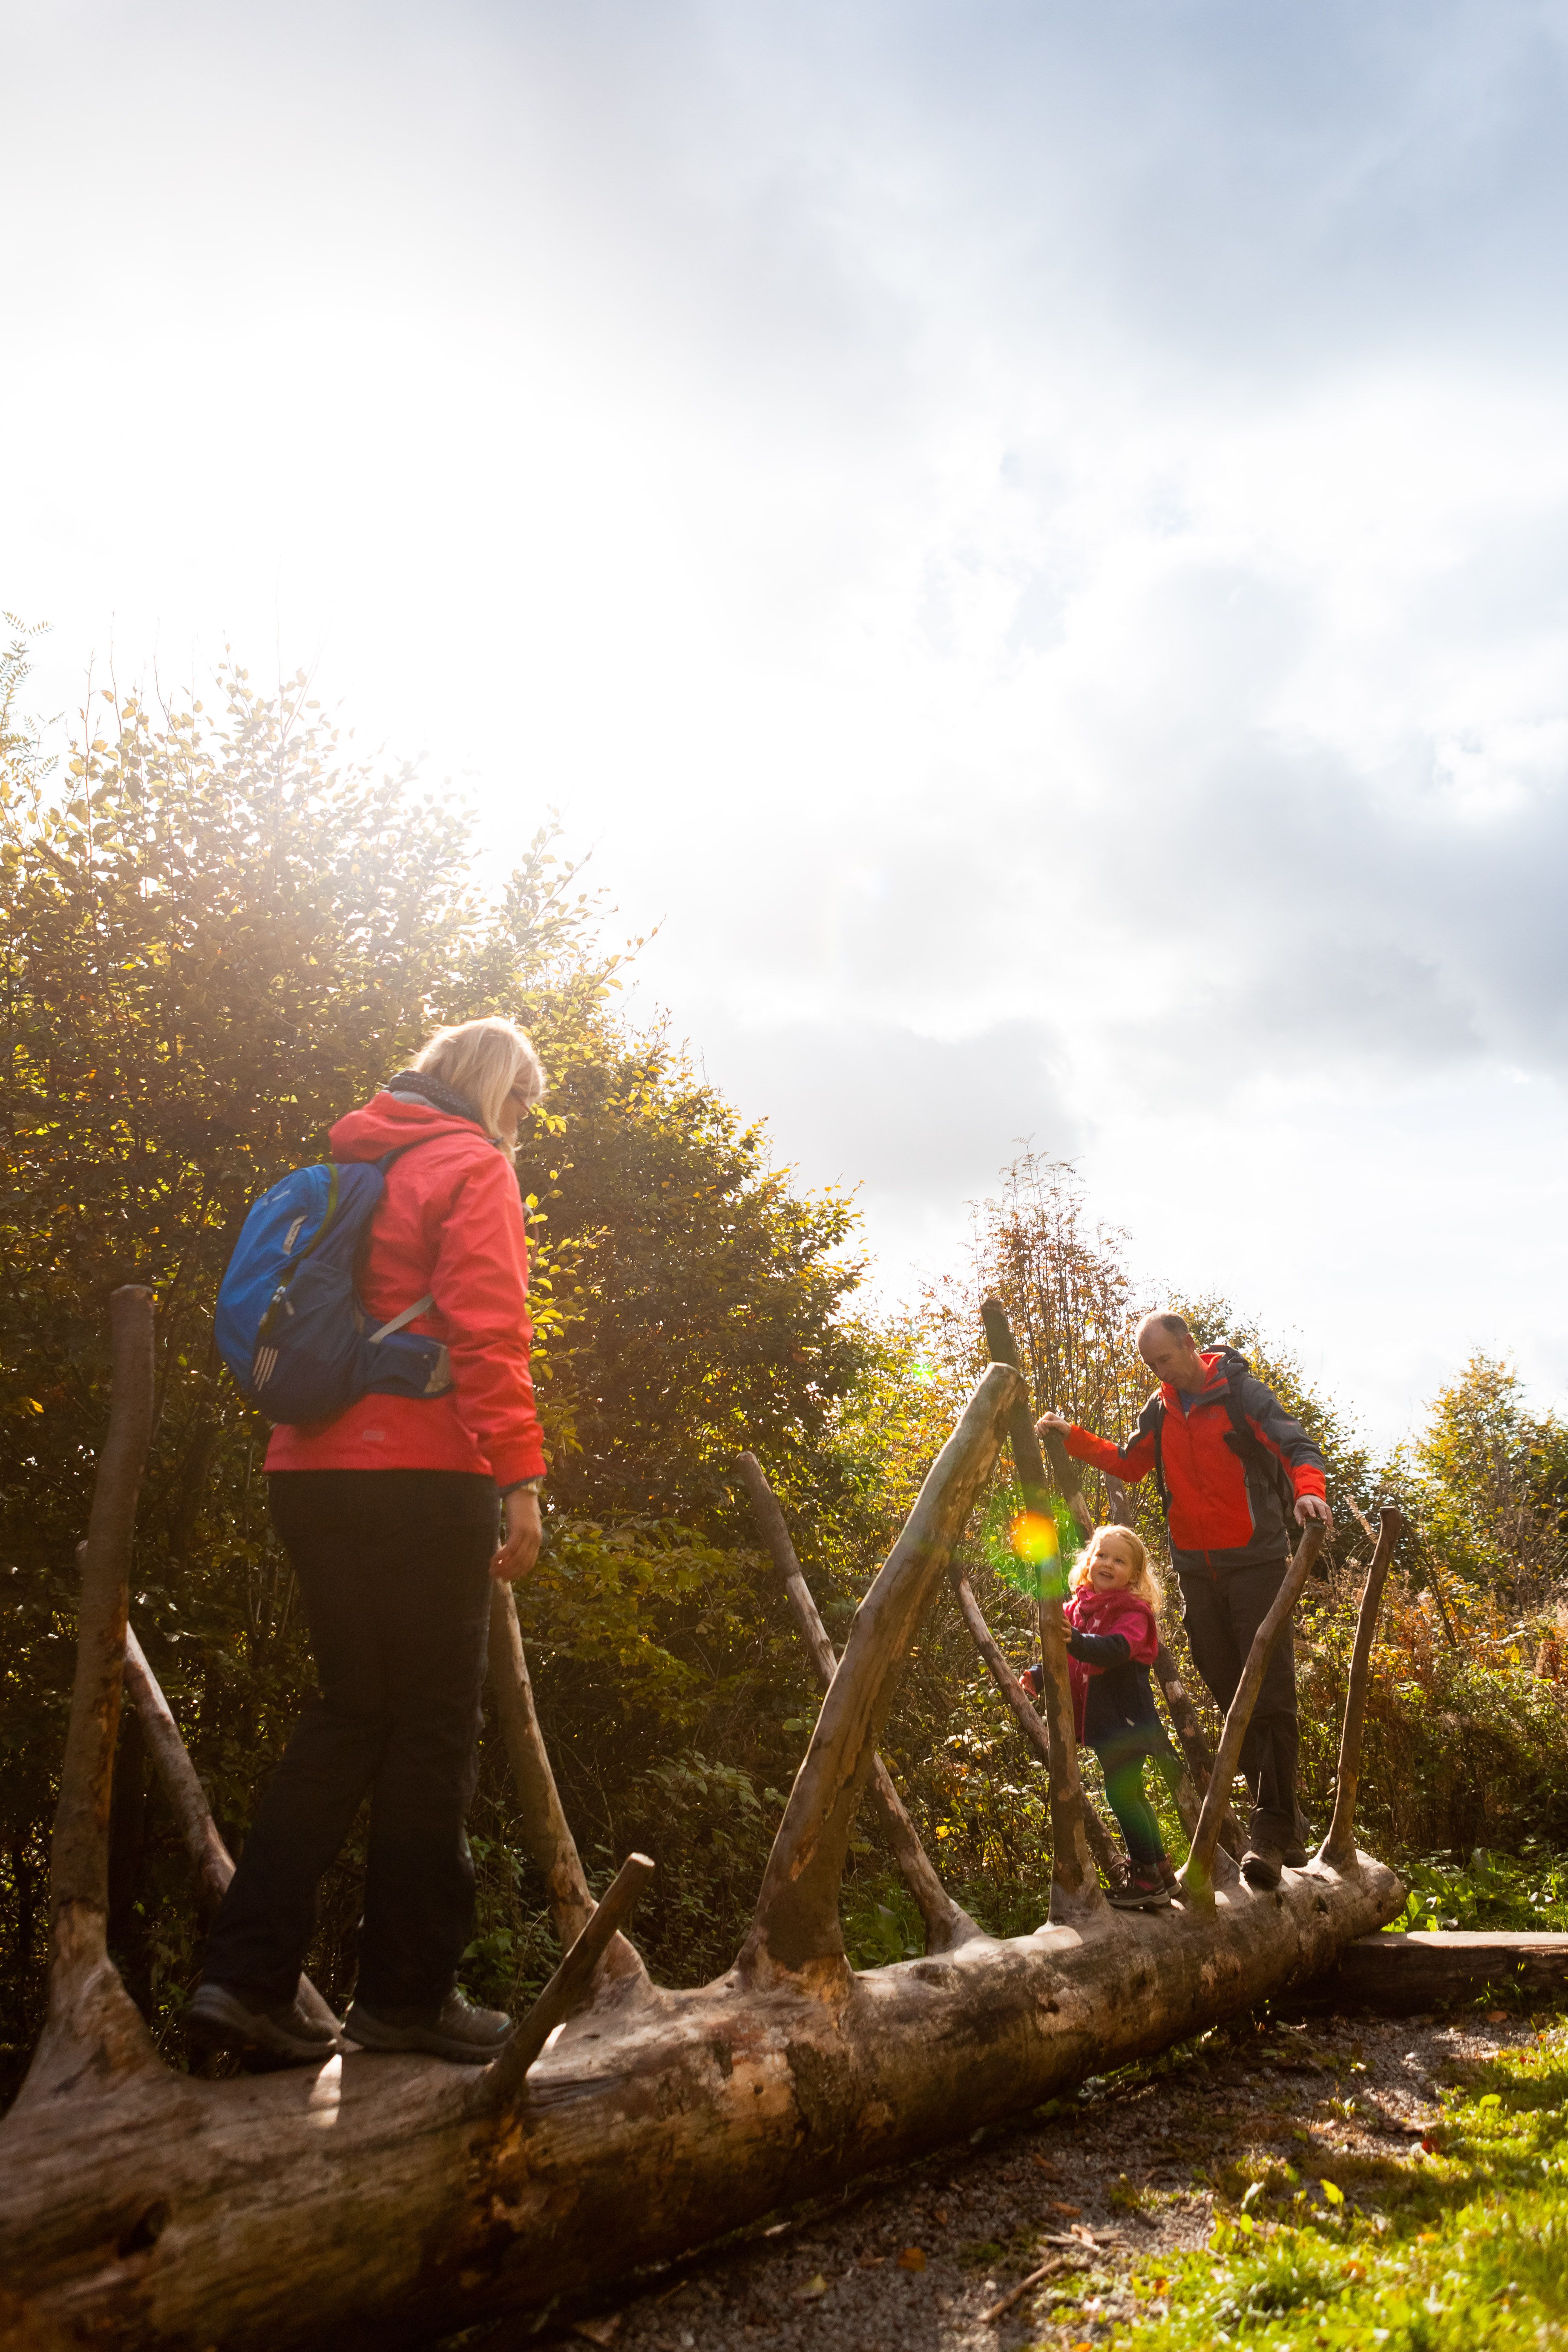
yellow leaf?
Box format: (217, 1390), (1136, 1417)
(897, 2246), (925, 2271)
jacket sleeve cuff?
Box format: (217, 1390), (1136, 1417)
(489, 1439), (548, 1488)
(1291, 1464), (1328, 1498)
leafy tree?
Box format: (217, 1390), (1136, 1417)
(0, 644), (875, 2086)
(1404, 1353), (1568, 1606)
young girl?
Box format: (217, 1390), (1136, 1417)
(1062, 1526), (1185, 1910)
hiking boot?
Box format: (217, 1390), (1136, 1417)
(1241, 1838), (1284, 1891)
(188, 1981), (342, 2067)
(1108, 1866), (1173, 1911)
(1281, 1836), (1310, 1868)
(1157, 1855), (1181, 1894)
(343, 1989), (514, 2065)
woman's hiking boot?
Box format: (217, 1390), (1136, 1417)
(187, 1981), (343, 2066)
(1107, 1865), (1172, 1911)
(1157, 1855), (1180, 1894)
(343, 1989), (514, 2065)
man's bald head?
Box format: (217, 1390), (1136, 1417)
(1137, 1311), (1208, 1390)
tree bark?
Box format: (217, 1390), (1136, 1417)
(1329, 1929), (1568, 2012)
(978, 1301), (1103, 1923)
(1319, 1506), (1404, 1868)
(0, 1854), (1404, 2352)
(735, 1452), (984, 1954)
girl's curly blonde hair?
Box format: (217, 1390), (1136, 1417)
(1070, 1523), (1164, 1617)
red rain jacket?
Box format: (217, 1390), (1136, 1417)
(265, 1089), (546, 1489)
(1063, 1584), (1159, 1742)
(1062, 1348), (1326, 1576)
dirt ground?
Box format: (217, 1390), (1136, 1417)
(512, 2006), (1525, 2352)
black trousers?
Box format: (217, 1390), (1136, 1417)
(202, 1469), (495, 2014)
(1179, 1557), (1300, 1846)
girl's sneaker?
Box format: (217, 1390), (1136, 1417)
(1108, 1866), (1173, 1911)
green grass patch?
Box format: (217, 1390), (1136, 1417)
(1113, 2021), (1568, 2349)
(1384, 1843), (1568, 1935)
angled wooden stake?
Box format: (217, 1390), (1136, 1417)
(736, 1454), (985, 1954)
(738, 1365), (1018, 1989)
(123, 1621), (340, 2035)
(1180, 1522), (1328, 1905)
(1319, 1505), (1406, 1868)
(482, 1852), (656, 2103)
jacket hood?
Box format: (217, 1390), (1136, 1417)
(328, 1088), (498, 1165)
(1160, 1346), (1244, 1407)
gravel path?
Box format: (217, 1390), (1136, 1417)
(521, 2007), (1524, 2352)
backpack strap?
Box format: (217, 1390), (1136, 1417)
(366, 1293), (435, 1344)
(1149, 1396), (1171, 1520)
(1218, 1368), (1297, 1515)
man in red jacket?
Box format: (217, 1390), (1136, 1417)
(1039, 1311), (1332, 1890)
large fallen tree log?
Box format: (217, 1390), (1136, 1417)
(0, 1293), (1404, 2352)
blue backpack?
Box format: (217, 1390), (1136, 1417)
(215, 1147), (452, 1424)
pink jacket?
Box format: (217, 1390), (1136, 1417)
(265, 1090), (547, 1488)
(1064, 1584), (1159, 1742)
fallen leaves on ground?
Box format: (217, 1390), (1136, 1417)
(897, 2246), (926, 2271)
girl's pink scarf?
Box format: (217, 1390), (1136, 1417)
(1064, 1583), (1159, 1742)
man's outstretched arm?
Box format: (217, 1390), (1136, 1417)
(1036, 1411), (1158, 1483)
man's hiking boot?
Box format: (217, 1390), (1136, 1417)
(1107, 1866), (1173, 1911)
(188, 1981), (342, 2067)
(343, 1989), (514, 2065)
(1241, 1837), (1284, 1891)
(1280, 1836), (1310, 1868)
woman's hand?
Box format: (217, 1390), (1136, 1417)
(1035, 1412), (1072, 1434)
(491, 1487), (543, 1582)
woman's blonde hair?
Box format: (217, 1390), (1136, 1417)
(413, 1016), (546, 1146)
(1070, 1523), (1163, 1616)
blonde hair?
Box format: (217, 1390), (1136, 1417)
(413, 1016), (546, 1146)
(1070, 1524), (1164, 1616)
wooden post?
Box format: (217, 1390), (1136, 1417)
(20, 1288), (163, 2104)
(487, 1583), (649, 1994)
(123, 1622), (341, 2035)
(485, 1853), (656, 2100)
(1319, 1506), (1405, 1868)
(735, 1454), (984, 1953)
(978, 1300), (1104, 1922)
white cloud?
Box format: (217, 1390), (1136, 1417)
(9, 0), (1568, 1441)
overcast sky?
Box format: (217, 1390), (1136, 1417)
(9, 0), (1568, 1445)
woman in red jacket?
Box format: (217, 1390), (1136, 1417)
(192, 1017), (548, 2067)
